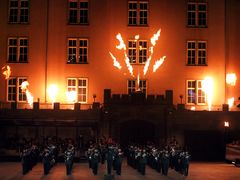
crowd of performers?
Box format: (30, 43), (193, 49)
(85, 142), (124, 176)
(20, 137), (190, 177)
(126, 143), (191, 176)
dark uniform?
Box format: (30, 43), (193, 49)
(115, 148), (123, 175)
(106, 147), (115, 175)
(64, 145), (74, 175)
(162, 150), (170, 176)
(91, 149), (100, 175)
(139, 150), (147, 175)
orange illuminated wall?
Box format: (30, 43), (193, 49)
(0, 0), (239, 110)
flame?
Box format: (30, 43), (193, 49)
(48, 84), (58, 103)
(110, 29), (165, 77)
(21, 81), (34, 107)
(224, 121), (229, 127)
(116, 33), (126, 50)
(135, 35), (139, 40)
(136, 73), (140, 91)
(227, 97), (234, 108)
(226, 73), (237, 86)
(144, 29), (161, 75)
(66, 90), (77, 103)
(115, 33), (133, 76)
(109, 52), (122, 70)
(202, 77), (214, 111)
(2, 65), (11, 79)
(153, 56), (166, 72)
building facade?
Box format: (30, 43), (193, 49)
(0, 0), (240, 160)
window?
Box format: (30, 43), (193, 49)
(187, 2), (207, 27)
(187, 41), (207, 65)
(128, 1), (148, 26)
(7, 77), (27, 102)
(8, 37), (28, 63)
(8, 0), (29, 23)
(67, 78), (88, 103)
(68, 0), (89, 24)
(67, 38), (88, 64)
(128, 40), (147, 64)
(186, 80), (206, 104)
(128, 79), (147, 94)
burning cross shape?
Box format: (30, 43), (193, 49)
(109, 29), (166, 77)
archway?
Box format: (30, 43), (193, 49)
(119, 120), (155, 146)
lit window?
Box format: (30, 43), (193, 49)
(67, 78), (88, 103)
(187, 2), (207, 27)
(67, 38), (88, 64)
(128, 40), (147, 64)
(8, 37), (28, 63)
(187, 41), (207, 66)
(187, 80), (206, 104)
(9, 0), (29, 23)
(7, 77), (27, 102)
(128, 79), (147, 94)
(128, 1), (148, 26)
(68, 0), (89, 24)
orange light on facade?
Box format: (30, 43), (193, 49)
(2, 65), (11, 79)
(48, 84), (58, 103)
(224, 121), (230, 127)
(21, 81), (34, 107)
(227, 97), (234, 109)
(190, 106), (196, 111)
(202, 77), (214, 111)
(226, 73), (237, 86)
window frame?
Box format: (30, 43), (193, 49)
(127, 79), (147, 94)
(8, 0), (29, 24)
(67, 38), (88, 64)
(186, 80), (206, 105)
(128, 0), (148, 26)
(187, 2), (208, 28)
(128, 39), (148, 64)
(68, 0), (89, 25)
(7, 77), (27, 102)
(186, 40), (207, 66)
(7, 37), (28, 63)
(67, 78), (88, 103)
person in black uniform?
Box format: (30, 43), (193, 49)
(91, 148), (100, 175)
(42, 148), (51, 175)
(115, 148), (124, 175)
(64, 144), (75, 175)
(139, 149), (147, 175)
(106, 146), (115, 175)
(162, 150), (170, 176)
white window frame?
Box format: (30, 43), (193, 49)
(67, 38), (88, 64)
(128, 1), (148, 26)
(7, 77), (27, 102)
(67, 78), (88, 103)
(8, 37), (28, 63)
(186, 80), (206, 105)
(187, 2), (207, 27)
(8, 0), (29, 23)
(68, 0), (89, 24)
(128, 39), (148, 64)
(127, 79), (147, 94)
(187, 41), (207, 66)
